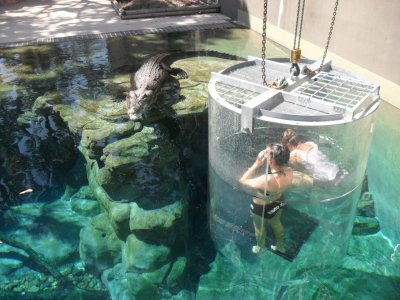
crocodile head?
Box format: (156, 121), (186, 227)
(127, 88), (155, 120)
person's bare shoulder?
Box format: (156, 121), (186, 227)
(304, 141), (318, 149)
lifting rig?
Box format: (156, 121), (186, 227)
(261, 0), (340, 86)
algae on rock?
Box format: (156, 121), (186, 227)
(19, 55), (239, 298)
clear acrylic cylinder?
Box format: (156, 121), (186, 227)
(207, 58), (380, 283)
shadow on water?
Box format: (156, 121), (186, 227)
(172, 112), (217, 286)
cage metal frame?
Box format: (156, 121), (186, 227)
(208, 57), (380, 131)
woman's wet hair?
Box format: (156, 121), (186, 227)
(267, 143), (290, 166)
(281, 128), (299, 146)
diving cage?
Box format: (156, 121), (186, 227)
(208, 57), (380, 269)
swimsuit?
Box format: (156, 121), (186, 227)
(250, 195), (285, 250)
(250, 194), (285, 219)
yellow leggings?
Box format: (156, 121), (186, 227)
(251, 209), (284, 249)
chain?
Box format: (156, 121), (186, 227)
(290, 0), (305, 77)
(320, 0), (339, 71)
(297, 0), (306, 48)
(293, 0), (301, 50)
(261, 0), (268, 86)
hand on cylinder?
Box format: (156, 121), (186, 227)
(253, 149), (269, 169)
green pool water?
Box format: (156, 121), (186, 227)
(0, 28), (399, 299)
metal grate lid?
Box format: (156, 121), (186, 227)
(208, 57), (381, 130)
(215, 82), (260, 108)
(291, 72), (379, 113)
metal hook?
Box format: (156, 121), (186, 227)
(290, 63), (300, 77)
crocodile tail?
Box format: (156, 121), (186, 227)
(162, 50), (246, 64)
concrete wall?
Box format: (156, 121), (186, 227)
(220, 0), (400, 109)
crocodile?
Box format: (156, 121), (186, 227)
(126, 50), (244, 120)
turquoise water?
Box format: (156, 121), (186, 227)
(367, 101), (400, 242)
(0, 28), (399, 299)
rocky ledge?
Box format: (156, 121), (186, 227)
(8, 55), (237, 298)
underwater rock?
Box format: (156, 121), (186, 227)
(102, 276), (134, 299)
(71, 185), (96, 200)
(0, 243), (28, 259)
(102, 264), (137, 300)
(32, 92), (63, 115)
(27, 285), (40, 293)
(218, 241), (244, 268)
(0, 258), (24, 276)
(165, 257), (187, 292)
(110, 203), (131, 223)
(63, 155), (89, 192)
(161, 58), (238, 116)
(64, 185), (79, 198)
(0, 242), (28, 278)
(70, 185), (101, 217)
(196, 254), (271, 299)
(25, 57), (236, 205)
(1, 199), (88, 265)
(122, 233), (170, 272)
(79, 213), (122, 274)
(360, 175), (369, 195)
(70, 198), (101, 217)
(32, 92), (127, 135)
(356, 192), (376, 217)
(0, 230), (78, 290)
(80, 121), (181, 207)
(102, 262), (166, 300)
(129, 201), (185, 244)
(45, 197), (89, 228)
(83, 100), (128, 121)
(104, 74), (131, 102)
(84, 155), (116, 213)
(169, 289), (195, 300)
(23, 234), (76, 266)
(97, 126), (180, 206)
(102, 257), (187, 300)
(282, 264), (400, 300)
(352, 216), (380, 236)
(110, 203), (131, 240)
(16, 110), (36, 128)
(81, 119), (141, 159)
(100, 126), (158, 173)
(345, 234), (400, 277)
(18, 56), (239, 298)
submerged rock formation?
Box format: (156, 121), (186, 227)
(352, 176), (380, 236)
(0, 187), (107, 297)
(14, 55), (238, 298)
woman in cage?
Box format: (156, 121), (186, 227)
(239, 143), (293, 254)
(281, 128), (343, 184)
